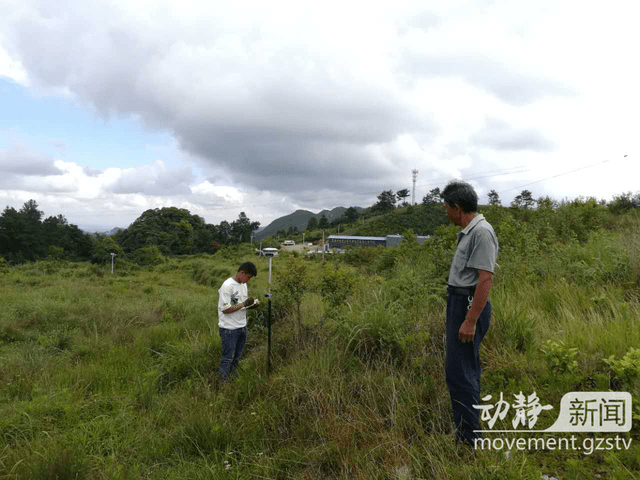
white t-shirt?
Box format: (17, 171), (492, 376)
(218, 277), (249, 329)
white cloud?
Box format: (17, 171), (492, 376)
(0, 0), (638, 229)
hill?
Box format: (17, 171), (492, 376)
(263, 204), (451, 244)
(343, 204), (449, 237)
(255, 207), (361, 241)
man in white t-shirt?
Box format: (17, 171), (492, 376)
(217, 262), (259, 381)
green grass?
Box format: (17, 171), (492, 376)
(1, 211), (639, 479)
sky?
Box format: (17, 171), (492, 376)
(0, 0), (638, 232)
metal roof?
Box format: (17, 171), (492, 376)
(328, 235), (386, 241)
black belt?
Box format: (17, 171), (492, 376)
(447, 285), (476, 296)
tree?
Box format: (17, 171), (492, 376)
(0, 200), (47, 262)
(318, 215), (330, 229)
(306, 217), (318, 231)
(218, 221), (232, 242)
(92, 235), (124, 264)
(422, 187), (442, 206)
(343, 207), (359, 223)
(275, 258), (310, 339)
(0, 201), (93, 263)
(396, 188), (410, 206)
(511, 190), (535, 209)
(608, 191), (640, 214)
(0, 206), (24, 262)
(193, 224), (218, 253)
(230, 212), (260, 244)
(372, 190), (396, 213)
(488, 190), (501, 206)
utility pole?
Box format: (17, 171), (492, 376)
(110, 253), (116, 273)
(412, 169), (419, 205)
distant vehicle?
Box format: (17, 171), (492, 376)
(260, 247), (279, 257)
(282, 240), (295, 246)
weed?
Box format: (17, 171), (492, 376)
(541, 340), (578, 375)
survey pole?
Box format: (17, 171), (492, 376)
(266, 255), (273, 375)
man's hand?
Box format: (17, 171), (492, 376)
(459, 318), (476, 343)
(243, 297), (255, 307)
(249, 299), (260, 309)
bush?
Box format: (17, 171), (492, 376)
(542, 340), (578, 375)
(191, 262), (231, 287)
(134, 245), (165, 266)
(320, 264), (355, 311)
(605, 347), (640, 389)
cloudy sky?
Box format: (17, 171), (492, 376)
(0, 0), (638, 231)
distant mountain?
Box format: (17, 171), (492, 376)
(83, 226), (124, 237)
(255, 207), (362, 240)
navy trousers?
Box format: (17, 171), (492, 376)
(218, 326), (247, 381)
(445, 292), (491, 446)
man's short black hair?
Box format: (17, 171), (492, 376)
(238, 262), (257, 277)
(441, 180), (478, 213)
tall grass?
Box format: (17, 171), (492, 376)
(1, 210), (639, 478)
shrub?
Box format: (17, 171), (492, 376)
(604, 347), (640, 389)
(542, 340), (578, 375)
(320, 264), (355, 312)
(134, 245), (165, 266)
(274, 258), (311, 332)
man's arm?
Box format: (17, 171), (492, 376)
(222, 304), (245, 314)
(458, 269), (493, 343)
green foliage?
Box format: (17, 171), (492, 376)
(191, 262), (231, 287)
(0, 200), (94, 264)
(396, 188), (410, 206)
(275, 258), (311, 330)
(320, 263), (355, 311)
(92, 235), (124, 264)
(48, 245), (66, 260)
(348, 204), (448, 238)
(604, 347), (640, 388)
(116, 207), (205, 255)
(493, 303), (537, 353)
(318, 214), (329, 229)
(134, 245), (165, 267)
(511, 189), (535, 209)
(541, 340), (578, 375)
(608, 191), (640, 215)
(487, 189), (501, 206)
(343, 245), (386, 275)
(174, 416), (233, 457)
(422, 187), (442, 206)
(306, 216), (318, 231)
(1, 201), (640, 479)
(371, 189), (397, 214)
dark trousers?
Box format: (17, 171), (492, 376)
(445, 292), (491, 446)
(218, 326), (247, 381)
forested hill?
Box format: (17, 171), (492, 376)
(255, 207), (363, 241)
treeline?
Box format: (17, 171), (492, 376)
(272, 187), (640, 246)
(0, 200), (93, 264)
(0, 201), (260, 265)
(2, 188), (639, 265)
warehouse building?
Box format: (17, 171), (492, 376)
(327, 234), (430, 250)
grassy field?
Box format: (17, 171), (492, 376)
(1, 206), (639, 479)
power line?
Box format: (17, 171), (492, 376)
(416, 168), (529, 190)
(414, 165), (527, 188)
(359, 165), (528, 196)
(498, 155), (628, 195)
